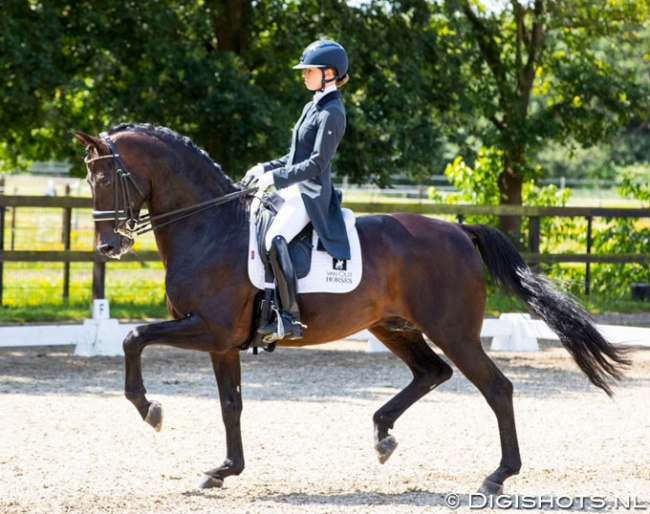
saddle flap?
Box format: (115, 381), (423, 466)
(288, 225), (313, 279)
(255, 193), (313, 279)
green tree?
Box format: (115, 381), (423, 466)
(2, 0), (457, 183)
(440, 0), (650, 243)
(70, 0), (276, 176)
(3, 0), (649, 202)
(1, 0), (276, 175)
(1, 0), (72, 168)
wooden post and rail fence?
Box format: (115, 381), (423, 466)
(0, 195), (648, 305)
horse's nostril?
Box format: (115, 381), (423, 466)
(97, 244), (115, 256)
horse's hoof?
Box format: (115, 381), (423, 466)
(375, 435), (398, 464)
(144, 401), (163, 432)
(196, 474), (224, 489)
(479, 478), (504, 496)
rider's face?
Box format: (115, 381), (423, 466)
(302, 67), (334, 91)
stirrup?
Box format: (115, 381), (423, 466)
(283, 316), (305, 340)
(258, 312), (305, 342)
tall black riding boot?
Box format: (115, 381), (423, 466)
(257, 236), (304, 340)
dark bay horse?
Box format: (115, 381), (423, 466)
(73, 123), (630, 494)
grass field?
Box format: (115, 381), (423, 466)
(0, 175), (164, 320)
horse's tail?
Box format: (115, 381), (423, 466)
(460, 223), (631, 396)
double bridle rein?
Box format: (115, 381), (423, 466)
(84, 132), (255, 239)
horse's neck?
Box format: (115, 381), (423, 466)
(146, 161), (248, 267)
(147, 155), (232, 215)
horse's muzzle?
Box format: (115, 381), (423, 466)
(96, 234), (134, 259)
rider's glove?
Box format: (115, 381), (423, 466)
(242, 164), (264, 186)
(256, 171), (275, 191)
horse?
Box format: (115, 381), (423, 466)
(73, 123), (630, 494)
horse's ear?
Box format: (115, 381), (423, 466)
(71, 131), (101, 149)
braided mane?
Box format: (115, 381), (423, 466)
(108, 123), (238, 190)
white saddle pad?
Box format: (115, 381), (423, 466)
(247, 203), (362, 294)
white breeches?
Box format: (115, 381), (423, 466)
(264, 185), (310, 251)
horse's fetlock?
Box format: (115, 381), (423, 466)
(230, 459), (245, 476)
(124, 387), (146, 402)
(218, 458), (245, 476)
(373, 413), (394, 431)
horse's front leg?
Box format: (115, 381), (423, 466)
(123, 314), (217, 430)
(197, 349), (244, 488)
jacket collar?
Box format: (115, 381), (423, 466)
(315, 90), (341, 111)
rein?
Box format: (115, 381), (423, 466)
(85, 132), (257, 238)
(133, 188), (256, 236)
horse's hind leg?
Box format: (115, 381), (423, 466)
(436, 338), (521, 494)
(369, 324), (453, 464)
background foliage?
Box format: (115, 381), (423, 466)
(3, 1), (649, 188)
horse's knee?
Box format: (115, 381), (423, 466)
(220, 395), (242, 425)
(222, 396), (242, 414)
(123, 327), (146, 355)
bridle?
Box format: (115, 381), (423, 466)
(84, 132), (256, 239)
(84, 132), (145, 239)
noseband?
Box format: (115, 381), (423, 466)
(84, 132), (256, 238)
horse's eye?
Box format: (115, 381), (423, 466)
(97, 173), (112, 187)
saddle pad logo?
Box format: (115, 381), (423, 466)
(333, 259), (347, 271)
(326, 258), (353, 285)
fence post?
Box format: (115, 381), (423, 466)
(92, 261), (105, 300)
(10, 205), (16, 250)
(62, 185), (72, 301)
(528, 215), (540, 272)
(528, 216), (540, 253)
(585, 216), (593, 295)
(0, 204), (4, 306)
(0, 176), (4, 305)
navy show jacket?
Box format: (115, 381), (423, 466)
(262, 90), (351, 261)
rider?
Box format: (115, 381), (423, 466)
(244, 39), (352, 341)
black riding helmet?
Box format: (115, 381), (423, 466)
(292, 40), (348, 90)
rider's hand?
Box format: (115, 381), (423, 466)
(256, 171), (275, 191)
(242, 164), (264, 186)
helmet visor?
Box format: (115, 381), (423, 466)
(292, 63), (326, 70)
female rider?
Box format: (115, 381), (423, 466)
(244, 39), (351, 341)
